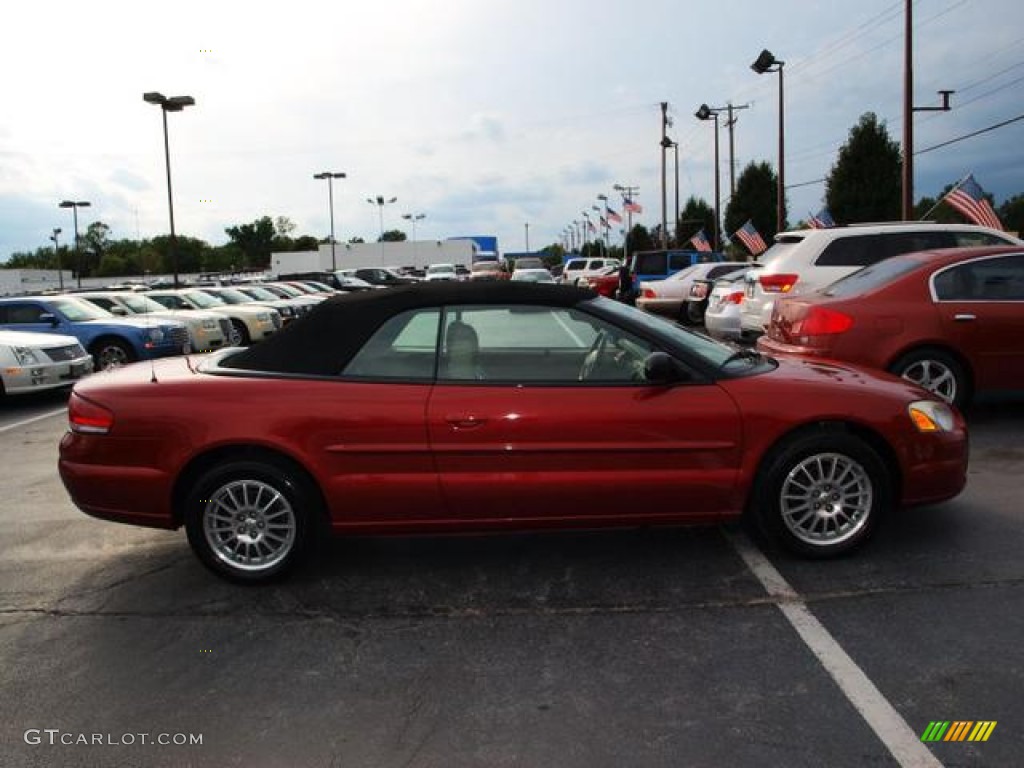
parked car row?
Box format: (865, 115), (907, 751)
(0, 279), (351, 396)
(632, 222), (1024, 409)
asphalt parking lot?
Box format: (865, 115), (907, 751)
(1, 390), (1021, 768)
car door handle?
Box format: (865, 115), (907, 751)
(445, 415), (487, 430)
(953, 314), (976, 322)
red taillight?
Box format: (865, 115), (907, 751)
(795, 307), (854, 337)
(759, 273), (799, 293)
(723, 291), (744, 305)
(68, 392), (114, 435)
(642, 288), (657, 298)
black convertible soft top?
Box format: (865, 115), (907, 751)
(222, 280), (597, 375)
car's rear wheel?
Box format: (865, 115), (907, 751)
(889, 347), (969, 409)
(90, 339), (135, 371)
(184, 459), (316, 583)
(228, 319), (250, 346)
(753, 432), (889, 558)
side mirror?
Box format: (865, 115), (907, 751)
(39, 312), (59, 326)
(110, 306), (128, 316)
(644, 351), (688, 385)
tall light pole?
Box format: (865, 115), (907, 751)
(314, 171), (346, 272)
(367, 196), (397, 263)
(751, 50), (785, 233)
(524, 222), (530, 253)
(49, 228), (63, 290)
(695, 104), (723, 250)
(59, 200), (90, 289)
(402, 212), (426, 266)
(659, 102), (672, 248)
(143, 92), (195, 289)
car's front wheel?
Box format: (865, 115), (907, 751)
(753, 431), (889, 558)
(228, 319), (250, 346)
(90, 338), (135, 371)
(184, 459), (317, 583)
(889, 347), (969, 409)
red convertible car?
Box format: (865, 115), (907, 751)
(59, 282), (967, 583)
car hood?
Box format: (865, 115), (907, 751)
(0, 329), (83, 347)
(758, 352), (934, 403)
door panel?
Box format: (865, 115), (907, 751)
(426, 383), (743, 523)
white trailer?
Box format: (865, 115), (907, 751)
(271, 240), (478, 276)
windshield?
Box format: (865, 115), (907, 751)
(50, 298), (112, 321)
(752, 237), (803, 267)
(118, 294), (168, 314)
(184, 290), (227, 308)
(271, 283), (304, 297)
(207, 288), (254, 304)
(240, 286), (281, 301)
(427, 265), (455, 275)
(587, 296), (760, 370)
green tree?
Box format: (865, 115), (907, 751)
(998, 194), (1024, 236)
(225, 216), (277, 269)
(151, 235), (210, 274)
(676, 196), (716, 247)
(379, 229), (407, 242)
(825, 112), (901, 223)
(625, 224), (655, 257)
(724, 161), (781, 241)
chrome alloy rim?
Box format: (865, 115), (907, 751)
(96, 345), (129, 370)
(899, 360), (957, 403)
(203, 480), (296, 572)
(227, 323), (243, 346)
(780, 453), (873, 547)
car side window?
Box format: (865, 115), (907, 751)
(877, 231), (954, 259)
(952, 232), (1015, 247)
(814, 236), (875, 267)
(437, 305), (658, 384)
(342, 308), (440, 380)
(2, 303), (47, 324)
(971, 255), (1024, 300)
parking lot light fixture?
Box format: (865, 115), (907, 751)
(143, 91), (195, 289)
(695, 104), (723, 250)
(59, 200), (91, 289)
(314, 172), (346, 272)
(367, 196), (398, 261)
(402, 212), (426, 264)
(751, 49), (785, 233)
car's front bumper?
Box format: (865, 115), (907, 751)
(2, 355), (94, 394)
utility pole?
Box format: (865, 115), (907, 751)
(723, 103), (751, 198)
(660, 102), (670, 248)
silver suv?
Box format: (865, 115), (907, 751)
(739, 222), (1019, 339)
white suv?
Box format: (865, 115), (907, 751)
(739, 223), (1020, 339)
(562, 257), (620, 285)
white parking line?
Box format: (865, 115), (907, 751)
(726, 530), (942, 768)
(552, 312), (586, 347)
(0, 407), (67, 435)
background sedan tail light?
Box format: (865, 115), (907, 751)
(759, 273), (799, 293)
(68, 392), (114, 434)
(722, 291), (744, 305)
(794, 306), (854, 338)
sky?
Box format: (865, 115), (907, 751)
(3, 0), (1024, 262)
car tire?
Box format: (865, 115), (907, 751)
(184, 459), (318, 584)
(888, 347), (969, 409)
(229, 319), (251, 346)
(90, 338), (136, 371)
(752, 431), (889, 558)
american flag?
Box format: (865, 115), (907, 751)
(944, 174), (1003, 230)
(606, 207), (623, 224)
(689, 229), (712, 252)
(808, 207), (835, 229)
(586, 219), (596, 233)
(623, 197), (643, 214)
(734, 219), (768, 255)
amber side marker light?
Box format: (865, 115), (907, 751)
(68, 393), (114, 435)
(908, 401), (955, 433)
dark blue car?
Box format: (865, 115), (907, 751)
(0, 296), (189, 370)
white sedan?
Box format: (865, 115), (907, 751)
(0, 329), (93, 397)
(425, 264), (458, 281)
(636, 262), (748, 322)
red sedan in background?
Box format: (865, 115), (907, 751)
(758, 246), (1024, 408)
(60, 282), (967, 583)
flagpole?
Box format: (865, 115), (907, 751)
(918, 172), (971, 221)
